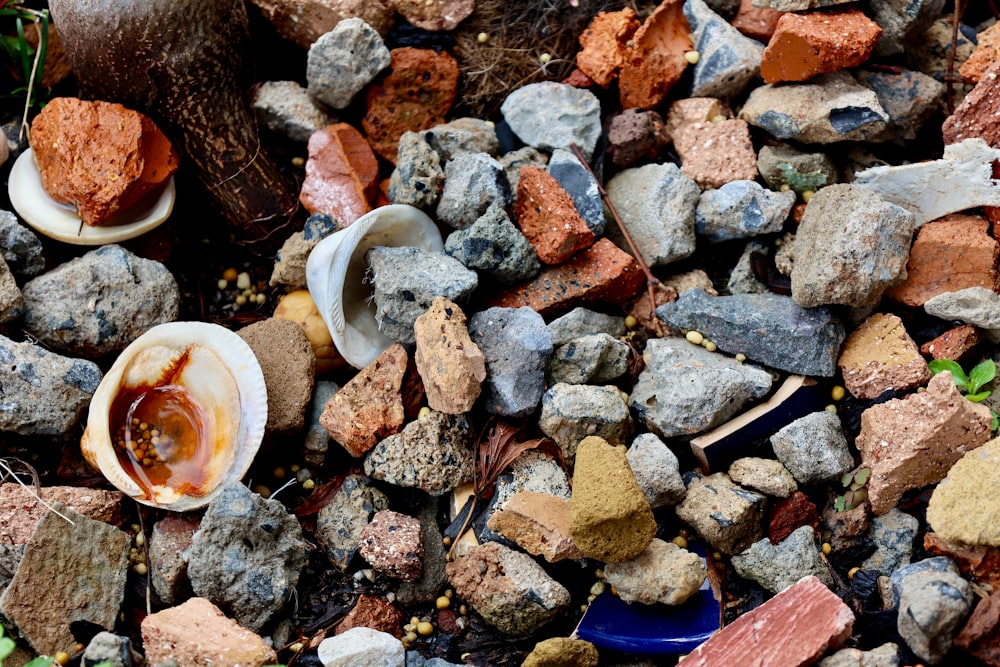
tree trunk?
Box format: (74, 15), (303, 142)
(48, 0), (299, 250)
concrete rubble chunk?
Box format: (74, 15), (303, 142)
(315, 474), (389, 570)
(523, 638), (599, 667)
(149, 515), (200, 605)
(657, 288), (845, 376)
(515, 165), (595, 265)
(604, 538), (707, 605)
(318, 627), (404, 667)
(237, 317), (315, 435)
(443, 203), (540, 285)
(306, 18), (390, 109)
(538, 383), (633, 465)
(871, 0), (944, 57)
(924, 287), (1000, 342)
(358, 509), (423, 582)
(857, 68), (946, 143)
(630, 336), (772, 439)
(141, 597), (277, 667)
(791, 184), (915, 309)
(424, 117), (499, 160)
(500, 82), (602, 161)
(436, 151), (511, 230)
(740, 71), (889, 144)
(389, 131), (444, 210)
(729, 457), (797, 499)
(547, 148), (606, 236)
(695, 180), (795, 243)
(757, 144), (838, 194)
(857, 371), (993, 515)
(0, 210), (43, 279)
(679, 576), (854, 666)
(854, 139), (1000, 226)
(928, 437), (1000, 547)
(860, 508), (919, 576)
(892, 557), (974, 664)
(547, 307), (626, 346)
(817, 643), (901, 667)
(837, 313), (932, 400)
(252, 80), (336, 143)
(676, 472), (767, 555)
(732, 525), (833, 594)
(770, 411), (854, 485)
(547, 333), (629, 386)
(364, 411), (473, 495)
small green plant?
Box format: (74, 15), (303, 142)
(834, 466), (870, 512)
(928, 358), (996, 402)
(0, 2), (49, 134)
(0, 625), (15, 665)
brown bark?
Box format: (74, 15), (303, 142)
(48, 0), (298, 250)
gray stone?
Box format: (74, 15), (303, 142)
(0, 504), (130, 656)
(547, 148), (606, 236)
(684, 0), (765, 99)
(149, 515), (199, 605)
(0, 333), (101, 436)
(388, 131), (444, 210)
(500, 82), (602, 161)
(757, 144), (839, 194)
(367, 246), (478, 345)
(538, 383), (633, 464)
(872, 0), (946, 57)
(303, 380), (339, 467)
(499, 146), (548, 196)
(695, 180), (796, 243)
(82, 632), (143, 667)
(423, 117), (499, 160)
(446, 541), (571, 636)
(657, 288), (846, 376)
(436, 151), (512, 229)
(253, 80), (337, 143)
(443, 203), (540, 285)
(318, 627), (404, 667)
(771, 411), (854, 485)
(0, 255), (21, 323)
(892, 557), (974, 663)
(630, 337), (772, 439)
(857, 69), (946, 143)
(740, 72), (890, 144)
(605, 163), (700, 267)
(604, 539), (706, 606)
(861, 509), (919, 577)
(306, 18), (390, 109)
(732, 526), (832, 594)
(21, 244), (180, 358)
(925, 287), (1000, 342)
(271, 213), (339, 289)
(547, 307), (626, 346)
(363, 411), (473, 495)
(752, 0), (851, 8)
(0, 544), (21, 598)
(728, 457), (797, 498)
(315, 474), (389, 570)
(396, 498), (448, 605)
(627, 433), (686, 509)
(406, 655), (465, 667)
(818, 643), (901, 667)
(186, 484), (308, 632)
(791, 184), (915, 308)
(547, 333), (629, 385)
(0, 210), (43, 278)
(676, 472), (767, 554)
(469, 307), (553, 418)
(727, 241), (770, 295)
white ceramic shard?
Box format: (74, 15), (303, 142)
(8, 147), (175, 245)
(853, 138), (1000, 227)
(305, 204), (443, 369)
(80, 321), (267, 511)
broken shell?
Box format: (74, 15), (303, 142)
(80, 321), (267, 511)
(8, 148), (175, 245)
(305, 204), (443, 369)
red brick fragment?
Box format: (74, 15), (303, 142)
(562, 68), (596, 89)
(955, 588), (1000, 665)
(672, 119), (758, 189)
(760, 9), (882, 84)
(925, 531), (1000, 591)
(619, 0), (693, 110)
(0, 483), (123, 546)
(769, 491), (819, 545)
(961, 22), (1000, 84)
(920, 324), (982, 362)
(299, 123), (379, 226)
(515, 166), (595, 265)
(363, 47), (459, 163)
(576, 9), (641, 88)
(484, 238), (644, 316)
(943, 59), (1000, 147)
(336, 594), (405, 637)
(731, 0), (783, 42)
(680, 576), (853, 667)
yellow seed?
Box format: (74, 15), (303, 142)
(411, 616), (421, 626)
(831, 385), (846, 401)
(580, 604), (589, 613)
(445, 589), (454, 598)
(291, 156), (305, 167)
(594, 569), (604, 579)
(822, 542), (832, 555)
(477, 32), (489, 43)
(711, 114), (727, 123)
(624, 315), (638, 329)
(53, 652), (71, 666)
(256, 293), (267, 305)
(135, 533), (145, 547)
(672, 535), (688, 549)
(289, 642), (305, 653)
(217, 279), (228, 290)
(779, 183), (791, 192)
(459, 604), (468, 615)
(735, 353), (747, 363)
(436, 596), (451, 610)
(825, 404), (837, 413)
(302, 478), (315, 490)
(686, 330), (704, 345)
(274, 467), (286, 479)
(703, 340), (717, 353)
(404, 631), (418, 643)
(801, 189), (815, 203)
(684, 50), (700, 64)
(235, 294), (248, 307)
(237, 272), (252, 290)
(848, 566), (860, 579)
(590, 581), (606, 596)
(712, 552), (723, 561)
(417, 621), (434, 636)
(418, 406), (432, 419)
(404, 623), (416, 633)
(443, 536), (452, 546)
(134, 562), (148, 575)
(539, 53), (552, 64)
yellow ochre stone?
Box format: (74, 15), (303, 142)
(569, 436), (656, 563)
(522, 637), (600, 667)
(927, 436), (1000, 546)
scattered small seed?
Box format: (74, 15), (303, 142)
(703, 340), (717, 353)
(236, 272), (252, 290)
(436, 596), (451, 610)
(223, 267), (238, 282)
(624, 315), (638, 329)
(539, 53), (552, 64)
(133, 562), (148, 576)
(289, 642), (305, 653)
(291, 156), (305, 167)
(417, 621), (434, 636)
(217, 279), (228, 290)
(822, 542), (832, 555)
(684, 50), (700, 64)
(848, 566), (861, 579)
(831, 385), (846, 401)
(711, 114), (727, 123)
(779, 183), (791, 192)
(135, 533), (145, 547)
(590, 581), (606, 596)
(825, 404), (837, 413)
(477, 32), (489, 43)
(302, 478), (315, 490)
(443, 536), (452, 547)
(672, 535), (688, 549)
(418, 406), (431, 419)
(445, 589), (454, 598)
(686, 330), (704, 345)
(404, 631), (418, 643)
(801, 189), (815, 203)
(53, 652), (71, 666)
(735, 353), (747, 362)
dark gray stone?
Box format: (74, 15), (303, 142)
(443, 203), (540, 285)
(306, 18), (390, 109)
(891, 557), (974, 663)
(186, 484), (308, 632)
(315, 474), (389, 571)
(82, 632), (142, 667)
(695, 180), (795, 243)
(367, 246), (478, 345)
(0, 333), (101, 435)
(303, 380), (339, 467)
(732, 526), (832, 593)
(0, 210), (43, 278)
(770, 411), (854, 485)
(363, 411), (474, 495)
(871, 0), (946, 56)
(388, 131), (444, 210)
(857, 69), (946, 142)
(684, 0), (764, 99)
(538, 383), (633, 464)
(547, 148), (606, 236)
(21, 244), (179, 358)
(547, 307), (626, 346)
(436, 151), (512, 230)
(629, 337), (772, 439)
(657, 288), (846, 376)
(252, 80), (336, 142)
(0, 255), (21, 323)
(500, 82), (602, 161)
(468, 307), (553, 417)
(861, 508), (919, 576)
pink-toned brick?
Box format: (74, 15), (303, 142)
(0, 483), (123, 546)
(920, 324), (983, 361)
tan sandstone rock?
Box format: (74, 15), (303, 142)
(413, 297), (485, 414)
(486, 491), (583, 563)
(928, 437), (1000, 546)
(837, 312), (931, 400)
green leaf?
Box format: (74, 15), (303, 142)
(834, 496), (846, 512)
(928, 359), (969, 388)
(840, 471), (854, 487)
(0, 636), (14, 661)
(992, 410), (999, 432)
(969, 360), (997, 394)
(23, 658), (54, 667)
(967, 391), (991, 402)
(854, 468), (870, 485)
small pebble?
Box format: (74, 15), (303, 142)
(831, 385), (846, 401)
(686, 330), (704, 345)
